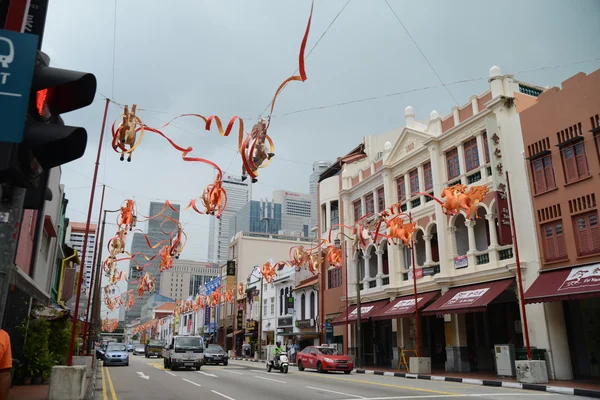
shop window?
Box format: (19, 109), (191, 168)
(446, 148), (460, 179)
(279, 289), (284, 316)
(353, 200), (362, 222)
(396, 176), (406, 203)
(409, 169), (419, 197)
(573, 211), (600, 256)
(321, 203), (327, 232)
(330, 201), (339, 226)
(542, 221), (567, 262)
(328, 268), (342, 289)
(377, 187), (385, 212)
(300, 293), (306, 320)
(483, 131), (490, 163)
(365, 193), (375, 214)
(531, 155), (556, 194)
(464, 138), (480, 172)
(310, 292), (316, 319)
(561, 142), (590, 183)
(423, 162), (433, 191)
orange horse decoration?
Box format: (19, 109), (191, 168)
(261, 261), (278, 284)
(119, 199), (136, 231)
(416, 184), (489, 220)
(237, 282), (246, 297)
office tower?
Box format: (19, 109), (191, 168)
(272, 190), (312, 237)
(229, 199), (282, 240)
(125, 202), (180, 323)
(207, 174), (249, 264)
(65, 222), (97, 293)
(309, 161), (333, 236)
(159, 259), (220, 300)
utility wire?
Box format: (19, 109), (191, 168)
(384, 0), (459, 105)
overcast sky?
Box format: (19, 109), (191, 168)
(40, 0), (600, 317)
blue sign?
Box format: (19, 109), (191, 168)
(0, 30), (38, 143)
(205, 276), (221, 295)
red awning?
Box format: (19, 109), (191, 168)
(331, 300), (388, 325)
(371, 291), (439, 320)
(525, 264), (600, 304)
(422, 279), (513, 316)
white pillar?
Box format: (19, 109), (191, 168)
(429, 143), (450, 271)
(382, 171), (395, 209)
(403, 173), (411, 210)
(362, 252), (370, 283)
(475, 131), (485, 171)
(423, 234), (433, 266)
(466, 220), (477, 254)
(447, 226), (458, 257)
(417, 164), (425, 205)
(325, 201), (331, 232)
(376, 248), (384, 286)
(457, 143), (467, 185)
(452, 106), (460, 126)
(372, 189), (379, 213)
(471, 95), (479, 114)
(486, 213), (499, 247)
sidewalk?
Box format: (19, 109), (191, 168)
(8, 384), (49, 400)
(354, 365), (600, 399)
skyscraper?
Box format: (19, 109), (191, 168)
(207, 174), (249, 264)
(309, 161), (333, 236)
(125, 202), (180, 323)
(65, 222), (97, 293)
(272, 190), (312, 237)
(228, 199), (282, 240)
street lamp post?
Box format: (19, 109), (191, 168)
(247, 265), (263, 360)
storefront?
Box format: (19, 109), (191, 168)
(331, 299), (389, 365)
(371, 291), (440, 368)
(422, 278), (520, 373)
(525, 264), (600, 378)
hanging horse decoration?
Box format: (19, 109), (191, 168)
(415, 184), (489, 220)
(112, 104), (144, 162)
(373, 204), (418, 248)
(240, 119), (275, 183)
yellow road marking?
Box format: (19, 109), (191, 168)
(309, 373), (456, 395)
(104, 367), (118, 400)
(100, 365), (108, 400)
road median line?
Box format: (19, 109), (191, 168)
(103, 367), (118, 400)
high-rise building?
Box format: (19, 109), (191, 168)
(125, 202), (180, 323)
(208, 174), (249, 264)
(228, 200), (282, 241)
(65, 222), (97, 293)
(159, 259), (220, 300)
(272, 190), (312, 237)
(309, 161), (333, 236)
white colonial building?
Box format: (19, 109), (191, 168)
(321, 67), (568, 379)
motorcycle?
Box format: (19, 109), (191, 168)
(267, 353), (289, 373)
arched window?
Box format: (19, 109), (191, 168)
(310, 291), (316, 319)
(301, 293), (306, 320)
(280, 289), (284, 315)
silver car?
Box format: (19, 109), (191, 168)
(103, 343), (129, 366)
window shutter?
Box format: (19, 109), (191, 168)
(589, 214), (600, 253)
(555, 224), (567, 258)
(574, 143), (589, 178)
(543, 156), (556, 189)
(563, 147), (578, 182)
(397, 177), (406, 202)
(532, 160), (545, 193)
(544, 225), (556, 261)
(576, 216), (592, 255)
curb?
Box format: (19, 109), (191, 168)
(230, 358), (297, 366)
(354, 369), (600, 399)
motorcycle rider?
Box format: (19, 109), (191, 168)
(273, 341), (286, 366)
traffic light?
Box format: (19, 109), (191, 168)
(0, 50), (96, 204)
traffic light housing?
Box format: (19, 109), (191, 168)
(0, 51), (96, 206)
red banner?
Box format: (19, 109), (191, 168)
(495, 191), (513, 246)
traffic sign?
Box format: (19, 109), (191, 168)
(0, 29), (38, 143)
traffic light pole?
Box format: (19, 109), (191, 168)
(67, 97), (110, 366)
(0, 185), (26, 326)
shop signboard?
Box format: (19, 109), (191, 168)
(324, 320), (333, 333)
(495, 190), (513, 245)
(278, 317), (293, 327)
(226, 260), (236, 276)
(442, 288), (490, 309)
(349, 306), (374, 318)
(236, 310), (244, 330)
(384, 297), (423, 315)
(246, 319), (257, 333)
(558, 265), (600, 291)
(295, 319), (312, 328)
(454, 255), (468, 269)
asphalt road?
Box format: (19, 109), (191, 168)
(99, 355), (593, 400)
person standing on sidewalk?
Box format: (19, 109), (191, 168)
(0, 329), (12, 400)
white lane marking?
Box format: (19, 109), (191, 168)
(334, 395), (556, 400)
(165, 371), (177, 376)
(306, 386), (365, 398)
(211, 390), (236, 400)
(254, 375), (286, 384)
(136, 372), (149, 380)
(182, 378), (202, 387)
(222, 369), (244, 375)
(197, 371), (218, 377)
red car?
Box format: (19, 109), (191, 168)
(297, 345), (353, 374)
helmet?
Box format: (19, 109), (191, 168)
(276, 341), (281, 346)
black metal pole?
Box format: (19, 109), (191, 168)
(355, 254), (362, 369)
(259, 274), (263, 360)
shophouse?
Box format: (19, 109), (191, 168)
(520, 69), (600, 380)
(327, 66), (568, 378)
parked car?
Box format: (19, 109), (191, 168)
(145, 339), (163, 358)
(96, 344), (107, 360)
(126, 344), (135, 352)
(133, 344), (146, 355)
(103, 343), (129, 367)
(203, 344), (228, 365)
(297, 344), (353, 374)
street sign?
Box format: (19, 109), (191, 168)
(0, 29), (38, 143)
